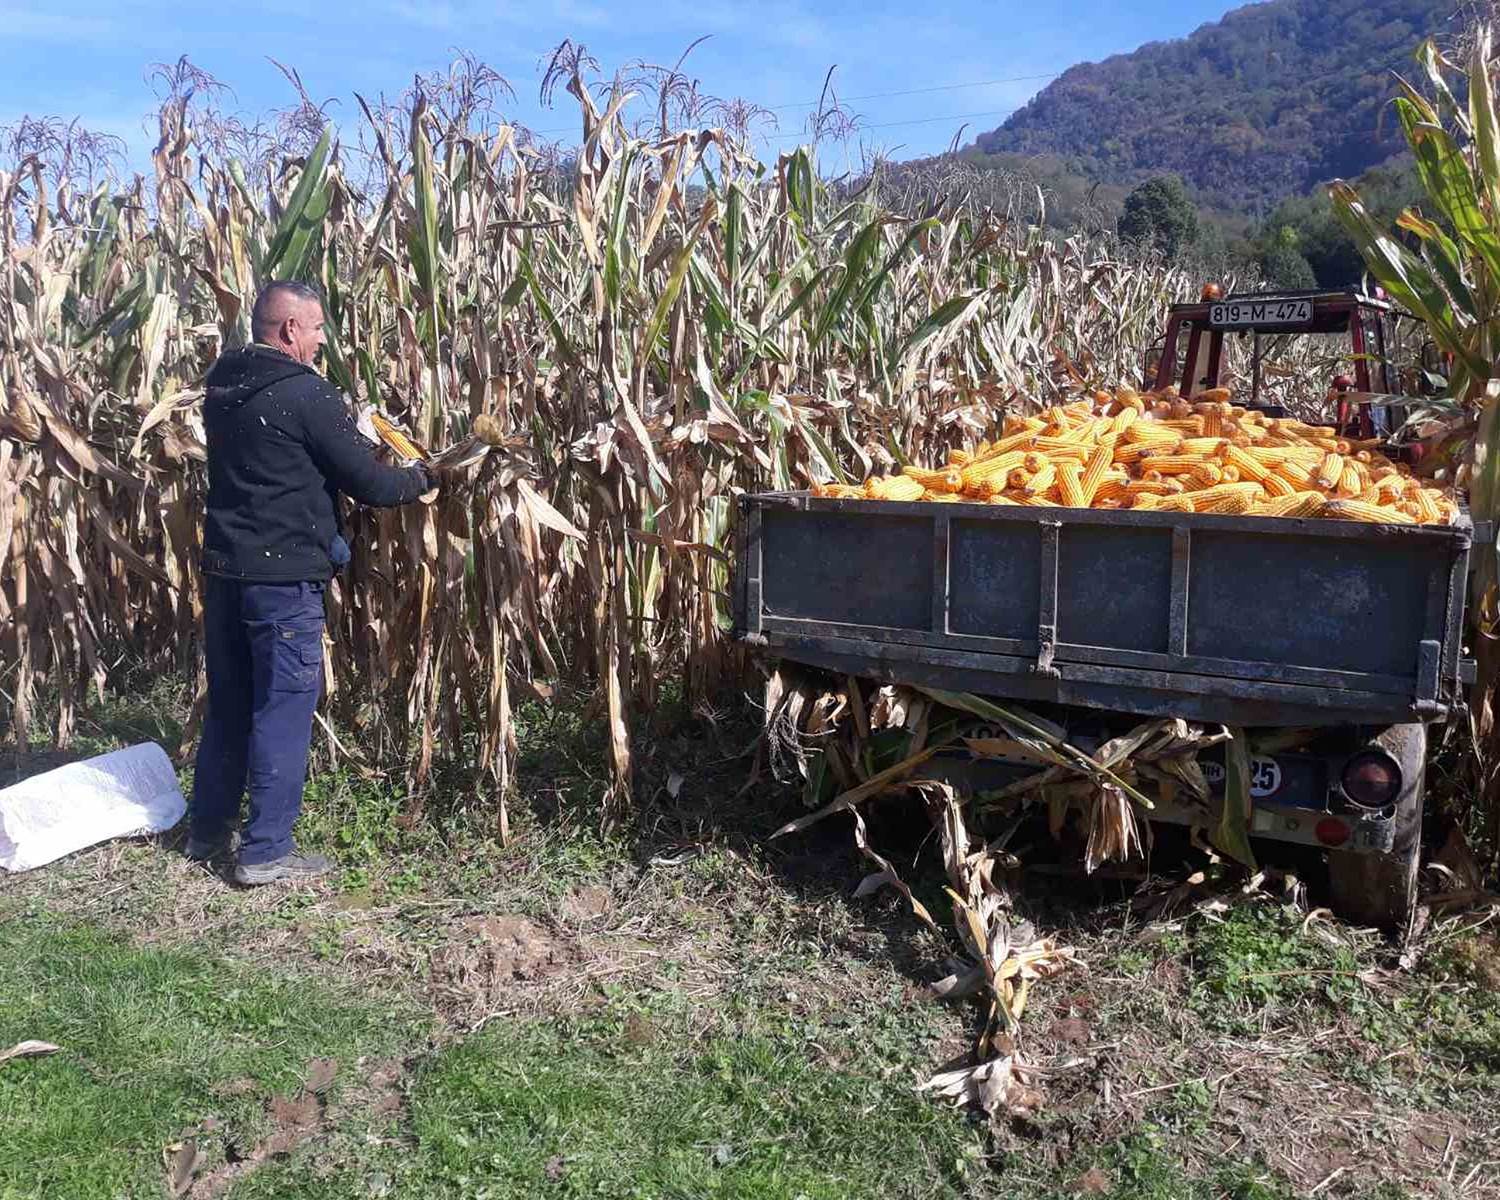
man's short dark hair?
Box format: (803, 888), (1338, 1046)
(251, 281), (324, 342)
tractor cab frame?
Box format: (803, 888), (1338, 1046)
(1147, 288), (1413, 441)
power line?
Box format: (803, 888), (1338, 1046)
(764, 72), (1059, 113)
(527, 72), (1057, 137)
(768, 108), (1021, 141)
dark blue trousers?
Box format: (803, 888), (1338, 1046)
(191, 577), (326, 865)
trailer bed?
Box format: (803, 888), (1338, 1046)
(733, 492), (1473, 727)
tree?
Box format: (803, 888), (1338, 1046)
(1258, 226), (1318, 288)
(1117, 176), (1200, 261)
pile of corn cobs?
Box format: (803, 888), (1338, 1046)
(814, 386), (1457, 525)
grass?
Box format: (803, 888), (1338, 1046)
(0, 912), (1317, 1200)
(298, 1006), (981, 1199)
(6, 686), (1500, 1198)
(0, 912), (425, 1200)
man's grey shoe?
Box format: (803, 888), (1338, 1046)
(233, 850), (332, 886)
(185, 832), (238, 862)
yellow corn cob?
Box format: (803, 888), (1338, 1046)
(1160, 417), (1206, 436)
(1056, 461), (1086, 507)
(1094, 476), (1131, 504)
(1275, 460), (1316, 490)
(1336, 462), (1367, 498)
(1412, 487), (1443, 524)
(961, 477), (1004, 501)
(1187, 462), (1224, 487)
(867, 475), (926, 502)
(960, 450), (1027, 485)
(1108, 408), (1141, 435)
(1124, 422), (1182, 447)
(1031, 438), (1091, 460)
(1254, 491), (1327, 518)
(1315, 452), (1344, 490)
(1201, 410), (1223, 437)
(1220, 464), (1241, 483)
(1186, 483), (1263, 513)
(947, 449), (972, 467)
(1222, 444), (1270, 483)
(1126, 479), (1178, 497)
(1008, 467), (1033, 490)
(976, 428), (1043, 459)
(1325, 499), (1415, 525)
(369, 410), (426, 461)
(1178, 437), (1227, 458)
(1138, 454), (1213, 476)
(1260, 472), (1297, 498)
(1024, 461), (1058, 496)
(1194, 490), (1254, 515)
(902, 465), (964, 492)
(1157, 494), (1196, 513)
(1309, 437), (1353, 454)
(1042, 406), (1073, 433)
(1113, 441), (1172, 465)
(1080, 443), (1113, 505)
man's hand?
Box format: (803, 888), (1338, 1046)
(418, 462), (465, 494)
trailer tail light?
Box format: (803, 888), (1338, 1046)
(1315, 817), (1352, 846)
(1340, 750), (1401, 811)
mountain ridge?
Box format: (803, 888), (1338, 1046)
(971, 0), (1462, 216)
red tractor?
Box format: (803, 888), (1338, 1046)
(1146, 286), (1426, 451)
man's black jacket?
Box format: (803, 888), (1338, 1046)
(201, 345), (431, 583)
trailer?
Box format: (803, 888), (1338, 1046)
(733, 490), (1474, 926)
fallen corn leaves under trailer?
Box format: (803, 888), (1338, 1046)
(814, 385), (1458, 525)
(765, 670), (1257, 1120)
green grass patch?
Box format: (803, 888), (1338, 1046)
(1185, 905), (1361, 1033)
(0, 912), (424, 1200)
(238, 1000), (986, 1200)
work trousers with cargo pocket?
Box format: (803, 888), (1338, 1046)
(191, 576), (325, 865)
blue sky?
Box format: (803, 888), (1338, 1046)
(1, 1), (1239, 168)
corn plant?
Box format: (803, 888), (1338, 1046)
(1329, 27), (1500, 849)
(0, 51), (1325, 821)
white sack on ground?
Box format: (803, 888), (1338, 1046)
(0, 743), (185, 872)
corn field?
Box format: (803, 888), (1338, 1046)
(0, 53), (1341, 821)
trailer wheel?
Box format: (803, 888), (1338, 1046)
(1326, 723), (1426, 932)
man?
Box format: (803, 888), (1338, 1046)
(186, 280), (441, 885)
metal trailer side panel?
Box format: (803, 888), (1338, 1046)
(736, 492), (1471, 726)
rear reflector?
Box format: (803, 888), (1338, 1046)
(1315, 817), (1351, 847)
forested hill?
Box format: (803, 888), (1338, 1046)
(974, 0), (1460, 215)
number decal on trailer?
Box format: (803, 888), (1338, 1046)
(1202, 757), (1283, 798)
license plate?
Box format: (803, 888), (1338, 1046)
(1208, 298), (1313, 329)
(1202, 756), (1283, 799)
